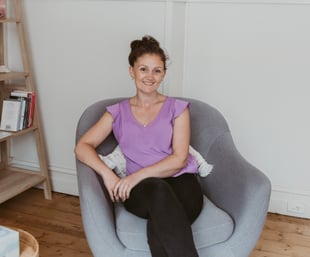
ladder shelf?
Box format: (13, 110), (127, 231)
(0, 0), (52, 204)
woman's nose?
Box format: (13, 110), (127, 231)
(146, 71), (154, 79)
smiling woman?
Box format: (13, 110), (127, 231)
(74, 35), (203, 257)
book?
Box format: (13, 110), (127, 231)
(10, 90), (36, 128)
(0, 99), (22, 131)
(9, 91), (27, 130)
(0, 0), (6, 20)
(18, 97), (26, 130)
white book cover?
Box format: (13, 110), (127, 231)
(0, 99), (22, 131)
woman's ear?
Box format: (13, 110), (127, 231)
(129, 66), (134, 79)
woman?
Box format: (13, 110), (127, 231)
(75, 35), (203, 257)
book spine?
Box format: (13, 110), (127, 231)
(23, 95), (30, 129)
(27, 92), (36, 128)
(18, 98), (26, 130)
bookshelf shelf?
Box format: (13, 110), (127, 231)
(0, 0), (52, 203)
(0, 169), (45, 203)
(0, 18), (20, 23)
(0, 71), (28, 81)
(0, 126), (38, 143)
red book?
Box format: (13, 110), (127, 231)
(0, 0), (6, 20)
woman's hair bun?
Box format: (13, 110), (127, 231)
(128, 35), (168, 69)
(142, 35), (160, 46)
(130, 35), (160, 51)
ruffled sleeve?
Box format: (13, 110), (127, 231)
(174, 99), (190, 118)
(106, 103), (120, 120)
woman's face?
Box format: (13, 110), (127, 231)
(129, 54), (166, 94)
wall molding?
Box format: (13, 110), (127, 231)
(272, 185), (310, 197)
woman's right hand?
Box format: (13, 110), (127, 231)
(102, 172), (121, 202)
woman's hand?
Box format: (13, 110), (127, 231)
(113, 173), (142, 202)
(102, 172), (121, 202)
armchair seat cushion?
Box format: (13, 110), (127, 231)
(115, 196), (234, 251)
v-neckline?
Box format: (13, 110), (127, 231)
(128, 97), (168, 128)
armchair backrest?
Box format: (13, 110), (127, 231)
(182, 97), (229, 158)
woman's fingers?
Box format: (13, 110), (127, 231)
(102, 174), (121, 202)
(114, 179), (131, 201)
(109, 189), (116, 202)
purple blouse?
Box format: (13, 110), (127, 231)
(106, 97), (198, 177)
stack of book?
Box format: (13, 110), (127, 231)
(0, 90), (36, 132)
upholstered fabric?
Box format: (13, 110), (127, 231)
(115, 196), (234, 251)
(75, 97), (271, 257)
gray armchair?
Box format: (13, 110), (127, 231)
(75, 97), (271, 257)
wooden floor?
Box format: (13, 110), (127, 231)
(0, 188), (92, 257)
(1, 188), (310, 257)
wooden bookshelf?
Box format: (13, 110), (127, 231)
(0, 0), (52, 204)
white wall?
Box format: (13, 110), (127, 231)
(7, 0), (310, 218)
(182, 1), (310, 218)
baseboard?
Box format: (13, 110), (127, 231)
(49, 168), (79, 196)
(269, 186), (310, 219)
(10, 159), (79, 196)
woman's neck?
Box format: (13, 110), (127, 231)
(134, 93), (164, 108)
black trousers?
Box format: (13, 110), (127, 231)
(124, 173), (203, 257)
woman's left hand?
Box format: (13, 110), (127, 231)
(113, 173), (142, 201)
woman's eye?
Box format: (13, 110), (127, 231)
(155, 69), (162, 74)
(139, 67), (146, 72)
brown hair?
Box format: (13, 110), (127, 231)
(128, 35), (168, 70)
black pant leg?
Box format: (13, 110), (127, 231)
(124, 176), (202, 257)
(165, 173), (203, 224)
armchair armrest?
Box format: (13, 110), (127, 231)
(199, 132), (271, 257)
(76, 160), (125, 257)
